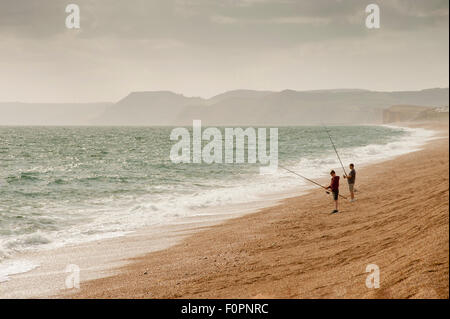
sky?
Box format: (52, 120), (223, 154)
(0, 0), (448, 103)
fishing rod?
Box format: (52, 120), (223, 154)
(322, 123), (361, 194)
(322, 123), (348, 177)
(279, 165), (347, 200)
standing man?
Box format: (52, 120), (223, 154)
(344, 163), (356, 202)
(326, 170), (340, 213)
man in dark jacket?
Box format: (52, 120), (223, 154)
(344, 163), (356, 202)
(326, 170), (340, 213)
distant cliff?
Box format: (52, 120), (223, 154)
(383, 105), (449, 123)
(94, 88), (449, 126)
(93, 91), (205, 125)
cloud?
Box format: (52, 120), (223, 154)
(0, 0), (447, 102)
(1, 0), (447, 42)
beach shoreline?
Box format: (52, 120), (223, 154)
(63, 121), (448, 299)
(0, 122), (447, 299)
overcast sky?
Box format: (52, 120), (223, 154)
(0, 0), (448, 102)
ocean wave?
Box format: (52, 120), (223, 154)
(5, 234), (51, 250)
(6, 172), (42, 184)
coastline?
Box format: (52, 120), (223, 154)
(0, 178), (300, 298)
(66, 121), (448, 299)
(0, 122), (447, 298)
(0, 204), (278, 298)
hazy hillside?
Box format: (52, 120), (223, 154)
(184, 88), (448, 125)
(94, 88), (448, 126)
(0, 102), (111, 126)
(1, 88), (448, 126)
(93, 91), (205, 125)
(205, 90), (273, 106)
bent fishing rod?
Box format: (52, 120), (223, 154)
(322, 123), (348, 177)
(279, 165), (347, 200)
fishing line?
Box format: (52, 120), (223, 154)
(322, 123), (348, 177)
(279, 165), (347, 200)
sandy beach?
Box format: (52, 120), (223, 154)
(64, 122), (448, 299)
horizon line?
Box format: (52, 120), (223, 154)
(1, 86), (448, 105)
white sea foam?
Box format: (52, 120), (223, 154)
(0, 259), (39, 282)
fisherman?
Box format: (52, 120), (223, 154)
(343, 163), (356, 202)
(326, 170), (340, 213)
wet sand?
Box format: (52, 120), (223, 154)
(67, 122), (449, 299)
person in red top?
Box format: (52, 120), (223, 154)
(326, 170), (340, 213)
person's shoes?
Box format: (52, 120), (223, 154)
(350, 198), (357, 202)
(332, 209), (339, 213)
